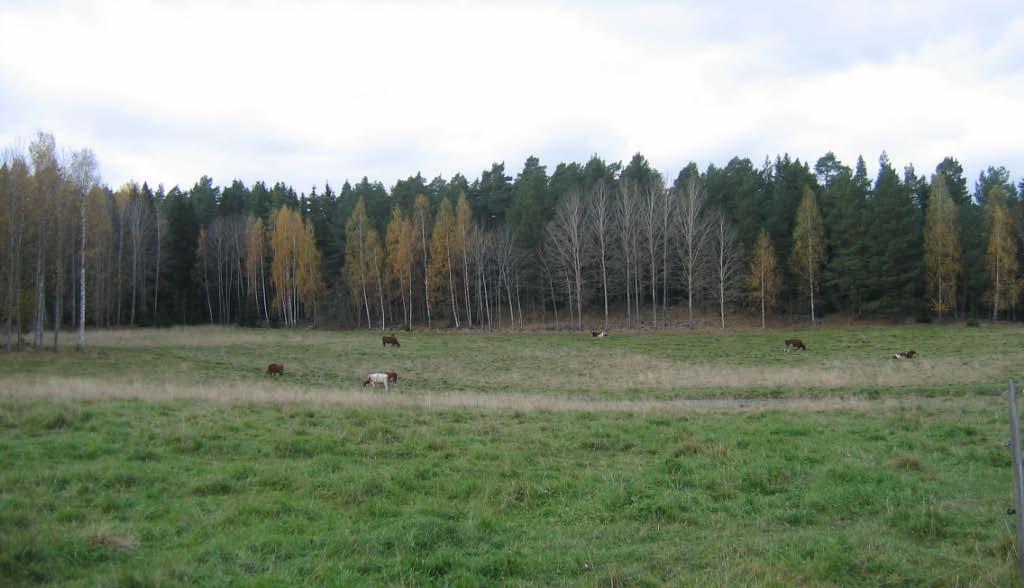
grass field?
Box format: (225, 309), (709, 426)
(1, 324), (1023, 585)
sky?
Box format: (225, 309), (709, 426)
(1, 0), (1022, 194)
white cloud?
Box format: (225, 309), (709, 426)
(0, 0), (1021, 190)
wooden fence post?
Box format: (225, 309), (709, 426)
(1008, 379), (1024, 578)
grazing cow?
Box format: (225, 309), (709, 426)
(382, 335), (400, 348)
(893, 350), (917, 360)
(364, 372), (391, 391)
(591, 330), (608, 338)
(385, 370), (398, 383)
(784, 338), (806, 352)
(266, 363), (284, 376)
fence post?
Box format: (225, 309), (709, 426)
(1008, 379), (1024, 578)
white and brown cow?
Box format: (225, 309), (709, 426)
(893, 350), (917, 360)
(364, 372), (392, 390)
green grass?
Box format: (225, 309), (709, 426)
(1, 324), (1023, 585)
(0, 397), (1017, 586)
(1, 324), (1022, 399)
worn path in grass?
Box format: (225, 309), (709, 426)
(0, 375), (1007, 416)
(1, 324), (1021, 402)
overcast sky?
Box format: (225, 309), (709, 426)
(1, 0), (1021, 193)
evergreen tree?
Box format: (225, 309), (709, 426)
(391, 173), (428, 212)
(507, 156), (550, 249)
(189, 176), (219, 227)
(818, 155), (869, 314)
(219, 180), (249, 217)
(862, 152), (923, 316)
(162, 186), (199, 323)
(471, 163), (512, 228)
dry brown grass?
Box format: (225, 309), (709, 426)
(82, 525), (138, 551)
(80, 326), (340, 348)
(0, 375), (998, 415)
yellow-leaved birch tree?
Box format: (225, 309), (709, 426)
(923, 175), (960, 318)
(455, 192), (474, 328)
(750, 228), (780, 329)
(344, 197), (372, 328)
(270, 207), (322, 327)
(790, 186), (826, 323)
(428, 198), (460, 327)
(985, 187), (1017, 320)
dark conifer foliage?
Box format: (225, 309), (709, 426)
(1, 136), (1020, 334)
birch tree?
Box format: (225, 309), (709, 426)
(750, 228), (780, 328)
(790, 186), (826, 323)
(29, 132), (59, 348)
(245, 215), (270, 324)
(923, 175), (960, 318)
(344, 198), (372, 327)
(617, 179), (641, 327)
(455, 192), (475, 328)
(413, 194), (432, 328)
(428, 198), (460, 327)
(385, 206), (412, 330)
(69, 149), (98, 350)
(125, 191), (154, 325)
(3, 152), (30, 350)
(985, 187), (1016, 319)
(711, 211), (743, 329)
(676, 175), (712, 327)
(640, 178), (663, 326)
(546, 186), (587, 331)
(365, 227), (386, 331)
(587, 179), (613, 331)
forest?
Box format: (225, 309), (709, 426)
(1, 131), (1022, 347)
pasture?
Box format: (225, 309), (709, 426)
(0, 324), (1022, 585)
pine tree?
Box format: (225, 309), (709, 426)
(923, 175), (960, 317)
(790, 186), (826, 322)
(862, 152), (923, 316)
(750, 228), (780, 328)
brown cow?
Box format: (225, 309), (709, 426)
(591, 330), (608, 338)
(784, 339), (806, 352)
(382, 335), (400, 348)
(893, 350), (916, 360)
(266, 363), (284, 376)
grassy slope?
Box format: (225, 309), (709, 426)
(0, 397), (1016, 586)
(1, 325), (1022, 585)
(1, 324), (1022, 399)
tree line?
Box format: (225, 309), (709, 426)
(2, 131), (1022, 347)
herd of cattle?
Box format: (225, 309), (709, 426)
(783, 337), (917, 359)
(263, 332), (921, 386)
(264, 334), (405, 388)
